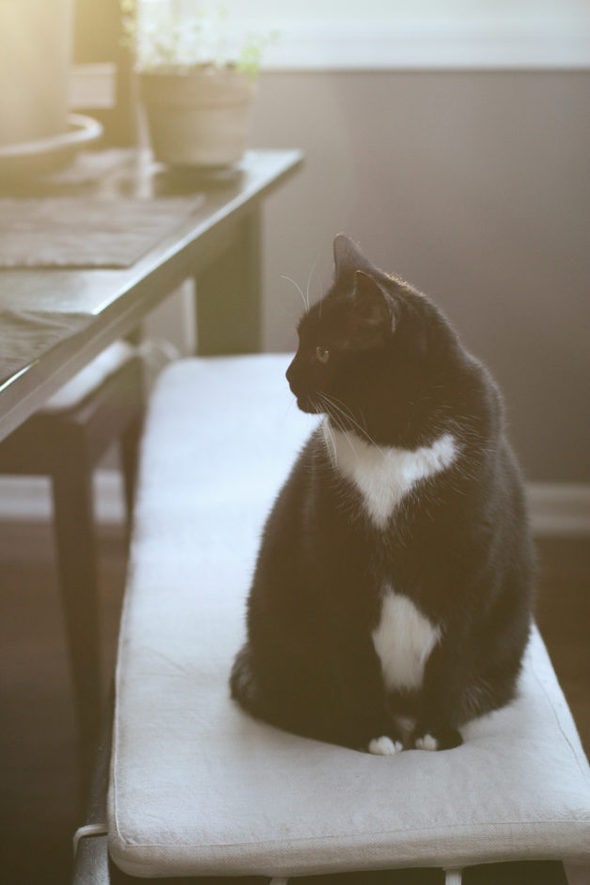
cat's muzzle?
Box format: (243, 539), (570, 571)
(295, 394), (321, 414)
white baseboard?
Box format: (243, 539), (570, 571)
(0, 472), (589, 537)
(526, 483), (590, 538)
(0, 471), (126, 525)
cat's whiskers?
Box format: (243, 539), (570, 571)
(320, 392), (378, 449)
(316, 393), (345, 434)
(314, 395), (344, 452)
(317, 395), (363, 460)
(280, 394), (299, 424)
(320, 412), (338, 463)
(311, 397), (345, 464)
(319, 397), (357, 445)
(280, 274), (309, 313)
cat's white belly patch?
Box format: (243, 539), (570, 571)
(372, 587), (441, 692)
(322, 422), (457, 528)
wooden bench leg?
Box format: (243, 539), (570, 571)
(52, 456), (102, 783)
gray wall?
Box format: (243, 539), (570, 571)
(250, 71), (590, 483)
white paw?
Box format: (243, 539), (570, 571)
(368, 736), (404, 756)
(414, 733), (439, 751)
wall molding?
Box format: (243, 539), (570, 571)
(0, 471), (589, 537)
(70, 21), (590, 98)
(258, 19), (590, 71)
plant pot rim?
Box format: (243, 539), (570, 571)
(139, 62), (253, 78)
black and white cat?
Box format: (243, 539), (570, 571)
(231, 234), (535, 754)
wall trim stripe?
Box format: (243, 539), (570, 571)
(0, 472), (589, 537)
(259, 20), (590, 71)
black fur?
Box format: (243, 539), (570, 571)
(230, 235), (535, 752)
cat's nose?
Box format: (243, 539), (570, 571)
(285, 358), (297, 390)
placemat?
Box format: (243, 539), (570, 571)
(0, 308), (94, 385)
(0, 196), (203, 268)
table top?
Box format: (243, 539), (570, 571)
(0, 147), (303, 442)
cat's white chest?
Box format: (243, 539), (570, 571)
(322, 421), (457, 528)
(372, 587), (441, 692)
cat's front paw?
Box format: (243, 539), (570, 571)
(412, 727), (463, 752)
(368, 735), (404, 756)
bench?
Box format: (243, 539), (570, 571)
(75, 354), (590, 884)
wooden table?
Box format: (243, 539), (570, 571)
(0, 148), (303, 443)
(0, 147), (302, 778)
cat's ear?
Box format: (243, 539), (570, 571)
(349, 271), (394, 342)
(333, 234), (377, 279)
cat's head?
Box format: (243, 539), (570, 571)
(286, 235), (456, 435)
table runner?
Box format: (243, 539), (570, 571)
(0, 196), (203, 268)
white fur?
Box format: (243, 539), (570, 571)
(372, 587), (442, 692)
(415, 733), (439, 751)
(322, 422), (457, 528)
(368, 736), (403, 756)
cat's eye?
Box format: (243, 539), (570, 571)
(315, 346), (330, 365)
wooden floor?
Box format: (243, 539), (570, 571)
(0, 521), (588, 885)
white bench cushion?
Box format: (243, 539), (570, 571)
(108, 354), (590, 879)
(43, 340), (135, 412)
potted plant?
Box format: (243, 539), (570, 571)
(122, 1), (272, 168)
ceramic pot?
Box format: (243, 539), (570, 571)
(140, 66), (257, 168)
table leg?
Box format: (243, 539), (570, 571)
(52, 455), (102, 786)
(194, 207), (262, 355)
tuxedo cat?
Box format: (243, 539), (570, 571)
(230, 234), (535, 754)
